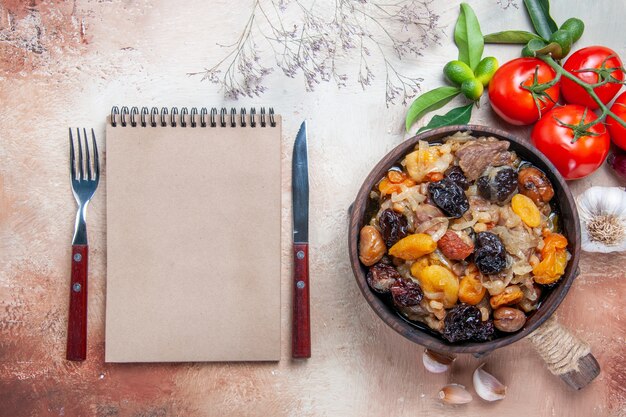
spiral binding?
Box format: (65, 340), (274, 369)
(111, 106), (276, 128)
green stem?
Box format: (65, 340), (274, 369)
(539, 55), (626, 130)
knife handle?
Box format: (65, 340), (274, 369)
(292, 243), (311, 358)
(67, 244), (88, 361)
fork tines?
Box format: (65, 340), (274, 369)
(69, 128), (99, 182)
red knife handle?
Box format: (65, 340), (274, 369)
(292, 243), (311, 358)
(66, 244), (88, 361)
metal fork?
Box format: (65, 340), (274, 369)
(67, 128), (99, 361)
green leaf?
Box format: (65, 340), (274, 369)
(484, 30), (544, 44)
(405, 87), (460, 131)
(524, 0), (558, 39)
(417, 104), (474, 133)
(454, 3), (484, 71)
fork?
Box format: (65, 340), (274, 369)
(67, 128), (99, 361)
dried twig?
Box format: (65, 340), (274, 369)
(190, 0), (441, 105)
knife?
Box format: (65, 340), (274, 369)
(292, 120), (311, 358)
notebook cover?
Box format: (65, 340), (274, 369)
(105, 114), (282, 362)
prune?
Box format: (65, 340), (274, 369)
(474, 232), (507, 275)
(367, 263), (401, 293)
(444, 165), (470, 190)
(428, 179), (470, 218)
(390, 279), (423, 307)
(476, 167), (518, 203)
(379, 209), (409, 247)
(442, 304), (495, 343)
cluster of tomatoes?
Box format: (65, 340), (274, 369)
(488, 46), (626, 180)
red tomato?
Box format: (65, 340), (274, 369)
(488, 58), (560, 125)
(531, 105), (610, 180)
(606, 91), (626, 151)
(561, 46), (624, 109)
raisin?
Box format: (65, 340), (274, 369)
(477, 167), (518, 203)
(379, 209), (409, 247)
(367, 263), (401, 293)
(474, 232), (507, 275)
(444, 165), (470, 190)
(442, 304), (495, 343)
(428, 179), (470, 218)
(390, 279), (423, 307)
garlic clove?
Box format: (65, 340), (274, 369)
(422, 349), (456, 373)
(438, 384), (473, 404)
(473, 363), (507, 401)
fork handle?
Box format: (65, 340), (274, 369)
(67, 244), (88, 361)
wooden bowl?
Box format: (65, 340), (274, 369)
(348, 125), (581, 354)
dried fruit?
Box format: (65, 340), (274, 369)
(474, 232), (507, 275)
(533, 233), (568, 285)
(358, 225), (386, 266)
(511, 194), (542, 228)
(444, 165), (470, 190)
(428, 178), (470, 218)
(437, 230), (474, 260)
(415, 264), (459, 308)
(493, 307), (526, 332)
(542, 232), (568, 253)
(489, 285), (523, 309)
(379, 209), (409, 247)
(439, 384), (473, 404)
(518, 167), (554, 204)
(390, 279), (423, 307)
(378, 176), (417, 196)
(366, 263), (400, 293)
(442, 304), (495, 342)
(387, 169), (406, 184)
(533, 249), (567, 285)
(389, 233), (437, 260)
(477, 167), (518, 203)
(423, 349), (456, 373)
(473, 364), (507, 401)
(458, 273), (486, 305)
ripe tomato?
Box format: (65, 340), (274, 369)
(531, 105), (610, 180)
(561, 46), (624, 109)
(606, 91), (626, 151)
(488, 58), (560, 125)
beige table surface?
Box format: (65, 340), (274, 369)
(0, 0), (624, 416)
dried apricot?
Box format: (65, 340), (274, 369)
(511, 194), (541, 228)
(389, 233), (437, 260)
(541, 232), (568, 256)
(458, 273), (486, 305)
(533, 233), (568, 285)
(378, 177), (417, 196)
(489, 285), (523, 309)
(416, 264), (459, 308)
(533, 249), (567, 285)
(387, 170), (407, 184)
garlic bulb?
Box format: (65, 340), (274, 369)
(576, 187), (626, 253)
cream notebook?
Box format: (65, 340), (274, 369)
(105, 106), (281, 362)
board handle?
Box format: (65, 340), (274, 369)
(527, 315), (600, 390)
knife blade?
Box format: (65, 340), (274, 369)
(292, 120), (311, 358)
